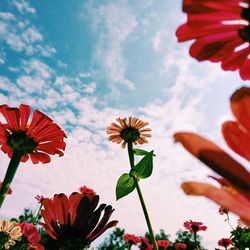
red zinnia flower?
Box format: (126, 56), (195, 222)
(218, 238), (233, 248)
(79, 185), (96, 200)
(157, 239), (171, 249)
(123, 234), (141, 246)
(176, 0), (250, 80)
(0, 104), (66, 164)
(175, 243), (187, 249)
(40, 192), (118, 249)
(183, 220), (207, 233)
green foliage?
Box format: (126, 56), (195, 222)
(10, 208), (41, 225)
(97, 227), (128, 250)
(116, 173), (136, 200)
(134, 149), (156, 157)
(132, 151), (154, 179)
(230, 226), (250, 250)
(173, 230), (206, 250)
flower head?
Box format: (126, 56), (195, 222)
(40, 192), (118, 249)
(140, 237), (153, 250)
(107, 117), (151, 148)
(123, 234), (141, 246)
(0, 104), (66, 164)
(79, 185), (96, 200)
(157, 239), (171, 249)
(218, 238), (233, 248)
(219, 207), (228, 215)
(176, 0), (250, 80)
(183, 220), (207, 233)
(175, 243), (187, 249)
(35, 195), (45, 203)
(0, 220), (22, 249)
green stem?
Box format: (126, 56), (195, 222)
(0, 150), (22, 208)
(225, 213), (234, 230)
(194, 232), (197, 249)
(35, 203), (43, 224)
(127, 141), (158, 250)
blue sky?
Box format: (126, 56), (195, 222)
(0, 0), (248, 248)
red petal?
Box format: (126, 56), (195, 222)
(239, 59), (250, 80)
(230, 87), (250, 131)
(30, 152), (51, 164)
(19, 104), (31, 131)
(222, 121), (250, 161)
(174, 132), (250, 196)
(189, 32), (239, 61)
(0, 107), (20, 131)
(54, 193), (69, 225)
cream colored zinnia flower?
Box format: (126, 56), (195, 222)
(107, 117), (151, 148)
(0, 220), (22, 249)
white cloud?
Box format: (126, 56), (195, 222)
(89, 2), (137, 91)
(21, 59), (54, 79)
(152, 28), (168, 51)
(0, 12), (15, 20)
(57, 60), (68, 68)
(22, 27), (43, 43)
(83, 81), (96, 94)
(12, 0), (36, 14)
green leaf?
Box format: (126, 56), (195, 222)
(133, 150), (154, 179)
(116, 173), (136, 200)
(134, 149), (156, 156)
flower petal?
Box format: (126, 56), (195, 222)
(222, 121), (250, 161)
(174, 132), (250, 196)
(182, 181), (250, 226)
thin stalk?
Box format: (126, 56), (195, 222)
(127, 141), (158, 250)
(35, 203), (43, 224)
(0, 150), (22, 208)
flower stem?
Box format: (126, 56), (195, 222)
(127, 141), (158, 250)
(0, 150), (22, 208)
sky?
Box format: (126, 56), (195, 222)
(0, 0), (249, 248)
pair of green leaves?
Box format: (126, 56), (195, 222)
(116, 150), (154, 200)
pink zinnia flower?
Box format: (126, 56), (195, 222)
(0, 104), (66, 164)
(176, 0), (250, 80)
(35, 195), (45, 203)
(19, 222), (44, 250)
(183, 220), (207, 233)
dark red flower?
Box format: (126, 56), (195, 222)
(175, 243), (187, 249)
(157, 239), (171, 249)
(218, 238), (233, 247)
(176, 0), (250, 80)
(0, 180), (12, 194)
(40, 192), (118, 249)
(79, 185), (96, 200)
(140, 237), (153, 250)
(123, 234), (141, 246)
(183, 220), (207, 233)
(219, 206), (228, 215)
(0, 104), (66, 164)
